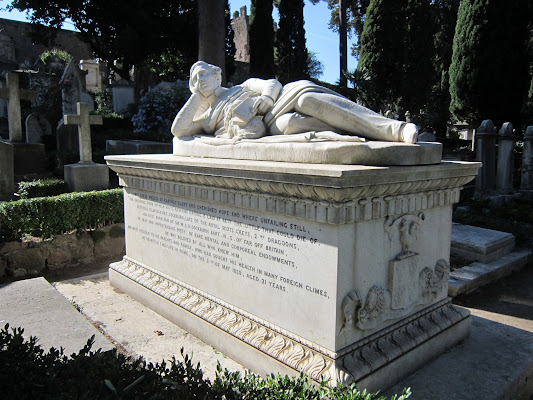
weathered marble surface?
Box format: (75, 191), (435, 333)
(173, 134), (442, 165)
(171, 62), (419, 147)
(107, 154), (480, 390)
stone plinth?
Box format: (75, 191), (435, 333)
(12, 142), (47, 180)
(106, 140), (172, 155)
(64, 163), (109, 192)
(106, 154), (480, 391)
(0, 140), (14, 200)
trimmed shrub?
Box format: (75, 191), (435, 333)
(17, 179), (69, 199)
(0, 189), (124, 241)
(0, 324), (411, 400)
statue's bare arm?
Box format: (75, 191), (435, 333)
(171, 93), (209, 138)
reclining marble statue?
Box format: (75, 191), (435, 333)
(171, 61), (419, 145)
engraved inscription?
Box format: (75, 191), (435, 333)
(125, 189), (334, 303)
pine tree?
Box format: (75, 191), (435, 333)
(449, 0), (530, 127)
(276, 0), (309, 83)
(250, 0), (275, 78)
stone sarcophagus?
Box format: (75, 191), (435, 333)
(106, 154), (480, 391)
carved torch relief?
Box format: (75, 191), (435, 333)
(340, 212), (450, 335)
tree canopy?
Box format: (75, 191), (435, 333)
(449, 0), (530, 127)
(8, 0), (198, 82)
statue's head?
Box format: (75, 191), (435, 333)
(189, 61), (222, 95)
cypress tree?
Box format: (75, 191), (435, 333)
(357, 0), (434, 117)
(399, 0), (434, 115)
(356, 0), (404, 112)
(449, 0), (530, 127)
(225, 0), (236, 81)
(250, 0), (275, 78)
(425, 0), (460, 137)
(276, 0), (309, 83)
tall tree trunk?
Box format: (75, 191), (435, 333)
(198, 0), (226, 83)
(339, 0), (348, 87)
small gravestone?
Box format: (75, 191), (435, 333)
(0, 72), (47, 180)
(111, 79), (135, 114)
(0, 140), (14, 200)
(79, 59), (106, 93)
(62, 102), (108, 192)
(521, 126), (533, 190)
(475, 119), (497, 193)
(0, 72), (36, 142)
(496, 122), (515, 193)
(25, 113), (52, 144)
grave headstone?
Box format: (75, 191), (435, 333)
(63, 102), (102, 164)
(0, 72), (36, 142)
(111, 80), (135, 114)
(0, 72), (47, 180)
(59, 60), (94, 115)
(521, 126), (533, 190)
(0, 140), (14, 200)
(62, 102), (108, 192)
(79, 59), (106, 93)
(475, 119), (497, 193)
(25, 113), (52, 144)
(57, 61), (95, 153)
(496, 122), (515, 193)
(454, 121), (475, 141)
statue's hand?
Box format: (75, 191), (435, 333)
(253, 95), (274, 115)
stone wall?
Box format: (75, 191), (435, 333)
(0, 223), (125, 279)
(0, 18), (92, 69)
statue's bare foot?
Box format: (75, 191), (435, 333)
(400, 123), (419, 144)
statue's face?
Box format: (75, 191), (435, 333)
(194, 67), (219, 97)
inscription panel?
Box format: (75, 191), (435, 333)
(124, 188), (339, 347)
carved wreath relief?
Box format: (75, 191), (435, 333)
(340, 212), (450, 335)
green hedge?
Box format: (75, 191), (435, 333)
(0, 324), (411, 400)
(17, 179), (69, 199)
(0, 189), (124, 241)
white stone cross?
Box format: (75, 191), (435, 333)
(0, 72), (36, 142)
(63, 102), (103, 164)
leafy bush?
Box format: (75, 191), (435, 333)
(0, 189), (124, 241)
(17, 179), (69, 199)
(132, 81), (190, 135)
(0, 324), (411, 400)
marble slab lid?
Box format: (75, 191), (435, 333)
(173, 135), (442, 166)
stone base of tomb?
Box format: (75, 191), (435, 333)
(64, 162), (109, 192)
(110, 259), (470, 391)
(106, 154), (480, 391)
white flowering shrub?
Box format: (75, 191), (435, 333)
(132, 81), (190, 134)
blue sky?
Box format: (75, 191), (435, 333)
(229, 0), (358, 84)
(0, 1), (356, 84)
